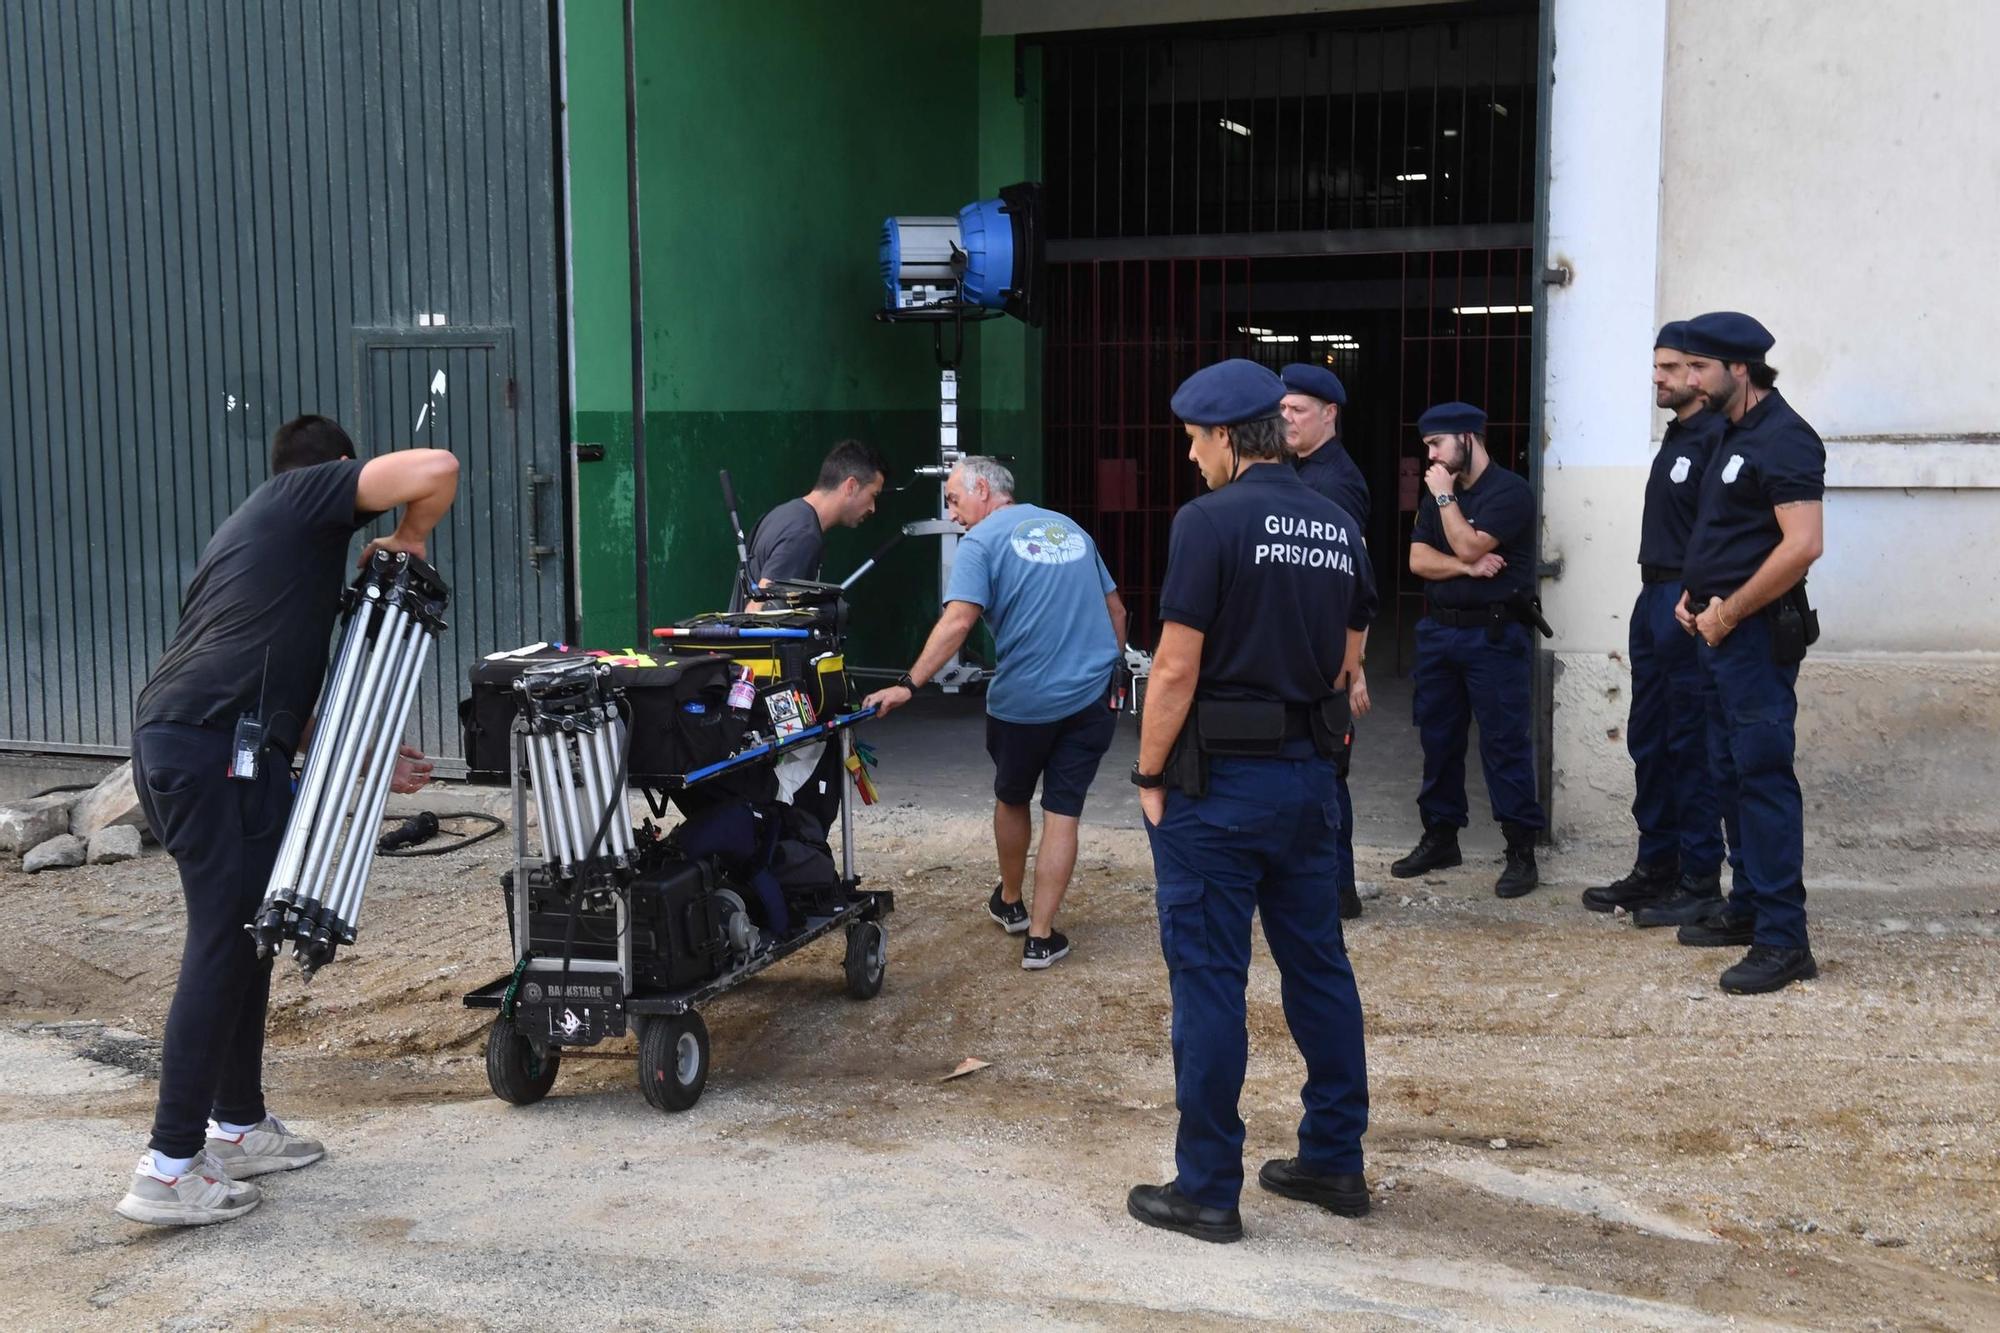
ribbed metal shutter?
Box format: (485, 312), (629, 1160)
(0, 0), (565, 760)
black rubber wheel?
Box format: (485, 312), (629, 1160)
(638, 1010), (710, 1112)
(485, 1017), (560, 1105)
(843, 920), (887, 1000)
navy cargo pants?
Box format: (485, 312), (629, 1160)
(131, 723), (294, 1158)
(1412, 619), (1546, 830)
(1145, 744), (1368, 1210)
(1628, 581), (1725, 873)
(1698, 614), (1808, 949)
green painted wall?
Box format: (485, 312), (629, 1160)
(562, 1), (1041, 665)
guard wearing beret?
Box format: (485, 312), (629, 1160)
(1392, 401), (1548, 896)
(1583, 323), (1728, 922)
(1279, 363), (1372, 921)
(1672, 312), (1825, 994)
(1126, 358), (1376, 1243)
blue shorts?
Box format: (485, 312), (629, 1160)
(985, 699), (1117, 817)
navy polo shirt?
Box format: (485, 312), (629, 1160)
(1411, 462), (1535, 610)
(1682, 390), (1825, 601)
(1637, 410), (1724, 569)
(1159, 462), (1376, 704)
(1293, 440), (1371, 534)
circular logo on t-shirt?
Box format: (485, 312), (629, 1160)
(1010, 516), (1087, 565)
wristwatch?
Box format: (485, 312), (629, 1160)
(894, 672), (916, 692)
(1434, 491), (1458, 508)
(1129, 765), (1165, 789)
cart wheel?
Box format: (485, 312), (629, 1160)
(843, 920), (887, 1000)
(639, 1010), (710, 1113)
(485, 1017), (561, 1105)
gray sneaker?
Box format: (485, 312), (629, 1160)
(206, 1115), (326, 1178)
(115, 1149), (262, 1226)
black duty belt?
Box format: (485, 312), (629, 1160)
(1640, 564), (1683, 584)
(1424, 605), (1502, 628)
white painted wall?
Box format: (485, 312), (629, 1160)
(1543, 0), (2000, 844)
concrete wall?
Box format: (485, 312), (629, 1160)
(562, 1), (1036, 663)
(1542, 0), (2000, 849)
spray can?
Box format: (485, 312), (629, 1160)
(727, 663), (757, 714)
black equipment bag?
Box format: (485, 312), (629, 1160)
(461, 653), (742, 785)
(630, 858), (731, 990)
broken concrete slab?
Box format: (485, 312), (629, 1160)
(0, 793), (79, 853)
(23, 833), (87, 873)
(87, 825), (142, 865)
(69, 761), (147, 840)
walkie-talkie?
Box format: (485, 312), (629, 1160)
(229, 648), (271, 781)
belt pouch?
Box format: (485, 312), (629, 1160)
(1195, 700), (1287, 757)
(1768, 599), (1807, 665)
(1165, 724), (1209, 798)
(1309, 693), (1352, 761)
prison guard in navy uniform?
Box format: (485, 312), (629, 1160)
(1674, 311), (1825, 995)
(1392, 401), (1548, 897)
(1280, 362), (1371, 922)
(1583, 322), (1729, 922)
(1124, 359), (1377, 1244)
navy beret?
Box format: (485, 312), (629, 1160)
(1682, 311), (1774, 363)
(1655, 320), (1690, 351)
(1417, 401), (1486, 437)
(1170, 358), (1287, 426)
(1279, 362), (1347, 405)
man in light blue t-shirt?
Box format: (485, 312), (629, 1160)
(863, 456), (1125, 971)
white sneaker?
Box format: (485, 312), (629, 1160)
(205, 1114), (326, 1178)
(114, 1149), (262, 1226)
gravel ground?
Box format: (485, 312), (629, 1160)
(2, 787), (1998, 1330)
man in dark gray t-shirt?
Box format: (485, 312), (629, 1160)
(115, 415), (458, 1229)
(730, 439), (887, 609)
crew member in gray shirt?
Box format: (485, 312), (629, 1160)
(731, 439), (887, 609)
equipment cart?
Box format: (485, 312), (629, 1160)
(459, 589), (886, 1113)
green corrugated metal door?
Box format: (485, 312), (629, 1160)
(0, 0), (566, 760)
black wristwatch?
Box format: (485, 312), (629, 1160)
(1129, 765), (1165, 789)
(894, 672), (916, 693)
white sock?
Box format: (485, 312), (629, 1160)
(214, 1119), (262, 1136)
(148, 1150), (198, 1177)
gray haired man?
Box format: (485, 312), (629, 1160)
(864, 457), (1126, 969)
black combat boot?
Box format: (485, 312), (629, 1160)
(1391, 822), (1462, 878)
(1631, 870), (1723, 928)
(1580, 859), (1678, 913)
(1719, 944), (1819, 993)
(1125, 1182), (1243, 1243)
(1494, 823), (1539, 898)
(1258, 1158), (1370, 1217)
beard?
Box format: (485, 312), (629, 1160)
(1657, 382), (1700, 412)
(1439, 436), (1471, 475)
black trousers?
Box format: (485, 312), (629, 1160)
(131, 722), (294, 1157)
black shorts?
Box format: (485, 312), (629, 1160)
(985, 698), (1118, 818)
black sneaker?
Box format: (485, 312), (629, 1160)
(1631, 871), (1723, 928)
(1720, 944), (1818, 994)
(1676, 906), (1756, 947)
(1391, 823), (1462, 878)
(1581, 860), (1678, 913)
(1021, 931), (1070, 970)
(1125, 1182), (1242, 1243)
(1338, 883), (1363, 920)
(987, 882), (1029, 935)
(1257, 1158), (1370, 1217)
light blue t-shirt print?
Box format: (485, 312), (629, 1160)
(946, 503), (1120, 725)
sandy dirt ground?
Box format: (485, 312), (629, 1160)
(3, 792), (1999, 1330)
